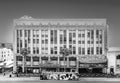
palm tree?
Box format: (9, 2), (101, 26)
(20, 48), (29, 73)
(60, 47), (71, 72)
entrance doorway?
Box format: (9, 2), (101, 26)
(92, 68), (103, 73)
(79, 68), (89, 73)
(110, 68), (114, 74)
(78, 68), (103, 73)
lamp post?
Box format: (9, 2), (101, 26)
(60, 47), (71, 72)
(76, 57), (79, 73)
(20, 48), (29, 74)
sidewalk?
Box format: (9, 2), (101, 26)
(80, 77), (120, 81)
(0, 76), (120, 81)
(0, 76), (40, 81)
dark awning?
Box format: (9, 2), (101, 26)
(41, 56), (48, 60)
(39, 62), (60, 68)
(78, 55), (107, 64)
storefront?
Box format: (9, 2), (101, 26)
(78, 55), (107, 74)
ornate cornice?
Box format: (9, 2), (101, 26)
(14, 16), (107, 27)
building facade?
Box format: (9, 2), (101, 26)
(107, 47), (120, 75)
(0, 48), (13, 62)
(13, 16), (108, 73)
(0, 43), (13, 50)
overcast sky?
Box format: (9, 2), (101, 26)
(0, 0), (120, 47)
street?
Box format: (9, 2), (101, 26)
(0, 80), (120, 83)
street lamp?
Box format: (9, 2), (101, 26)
(60, 47), (71, 72)
(76, 57), (79, 73)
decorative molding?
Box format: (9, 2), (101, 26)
(14, 16), (107, 27)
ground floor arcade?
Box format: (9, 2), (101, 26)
(14, 55), (108, 75)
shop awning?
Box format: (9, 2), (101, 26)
(78, 55), (107, 64)
(39, 62), (60, 68)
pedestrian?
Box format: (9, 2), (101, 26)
(3, 73), (5, 76)
(58, 74), (60, 80)
(9, 74), (12, 78)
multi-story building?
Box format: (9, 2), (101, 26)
(0, 43), (13, 50)
(0, 48), (13, 62)
(13, 16), (108, 73)
(107, 47), (120, 75)
(0, 48), (14, 69)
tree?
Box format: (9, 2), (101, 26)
(20, 48), (29, 73)
(60, 47), (71, 72)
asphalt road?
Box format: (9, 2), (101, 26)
(0, 80), (120, 83)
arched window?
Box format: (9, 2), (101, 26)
(116, 55), (120, 59)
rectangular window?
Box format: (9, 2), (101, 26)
(79, 47), (81, 54)
(25, 40), (27, 48)
(96, 47), (99, 54)
(51, 30), (53, 44)
(96, 41), (99, 44)
(33, 47), (35, 54)
(45, 39), (48, 44)
(17, 30), (19, 37)
(60, 35), (62, 44)
(91, 47), (94, 54)
(20, 40), (22, 47)
(36, 47), (39, 54)
(64, 37), (66, 44)
(54, 30), (57, 44)
(28, 38), (30, 43)
(69, 33), (72, 44)
(28, 47), (30, 54)
(24, 30), (27, 37)
(100, 47), (102, 54)
(55, 51), (57, 54)
(73, 47), (76, 54)
(91, 30), (94, 39)
(73, 40), (76, 44)
(78, 34), (81, 37)
(45, 35), (48, 37)
(78, 41), (81, 44)
(82, 34), (85, 37)
(51, 38), (53, 44)
(20, 30), (22, 37)
(82, 41), (85, 44)
(28, 30), (30, 37)
(33, 39), (35, 44)
(51, 48), (53, 54)
(42, 35), (44, 37)
(91, 41), (94, 44)
(87, 31), (90, 38)
(87, 47), (90, 54)
(42, 40), (44, 44)
(96, 30), (99, 38)
(37, 35), (39, 37)
(87, 41), (90, 44)
(73, 33), (76, 37)
(37, 39), (39, 44)
(82, 48), (85, 55)
(17, 49), (19, 53)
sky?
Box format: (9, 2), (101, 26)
(0, 0), (120, 47)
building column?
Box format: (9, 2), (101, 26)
(76, 30), (78, 55)
(13, 29), (17, 72)
(85, 30), (87, 55)
(57, 56), (60, 72)
(48, 29), (50, 54)
(67, 57), (69, 68)
(76, 56), (79, 73)
(31, 29), (33, 54)
(94, 30), (96, 55)
(31, 56), (33, 67)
